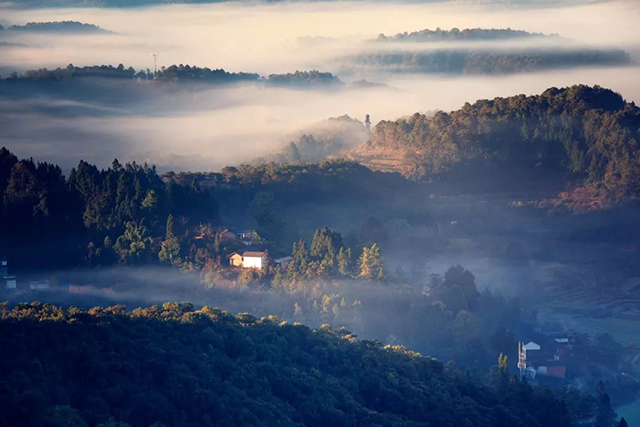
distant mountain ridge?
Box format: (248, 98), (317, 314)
(0, 21), (110, 34)
(375, 27), (554, 42)
(2, 64), (344, 88)
(350, 47), (631, 75)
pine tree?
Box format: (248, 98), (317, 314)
(165, 214), (175, 239)
(358, 243), (384, 280)
(498, 353), (508, 374)
(338, 247), (352, 276)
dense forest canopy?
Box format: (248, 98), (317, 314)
(0, 301), (608, 427)
(350, 85), (640, 201)
(375, 27), (553, 42)
(0, 148), (423, 270)
(0, 148), (218, 269)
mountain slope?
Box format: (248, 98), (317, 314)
(0, 302), (588, 427)
(349, 85), (640, 200)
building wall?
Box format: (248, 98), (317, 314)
(243, 256), (263, 269)
(229, 254), (244, 267)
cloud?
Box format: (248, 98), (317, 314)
(0, 0), (638, 171)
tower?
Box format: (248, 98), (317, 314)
(364, 114), (371, 131)
(517, 341), (527, 378)
(152, 53), (159, 79)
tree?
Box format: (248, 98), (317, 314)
(358, 243), (384, 280)
(249, 192), (285, 247)
(595, 381), (616, 427)
(337, 247), (352, 276)
(498, 353), (508, 374)
(618, 418), (629, 427)
(141, 189), (159, 212)
(47, 405), (88, 427)
(158, 236), (181, 266)
(165, 214), (175, 239)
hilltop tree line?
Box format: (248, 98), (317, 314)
(1, 63), (343, 87)
(0, 301), (618, 427)
(0, 21), (107, 33)
(0, 148), (415, 271)
(367, 85), (640, 200)
(376, 27), (551, 42)
(352, 49), (630, 75)
(0, 148), (218, 269)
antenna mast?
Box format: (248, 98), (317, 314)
(152, 53), (159, 79)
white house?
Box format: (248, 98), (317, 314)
(242, 251), (267, 269)
(523, 342), (541, 351)
(228, 251), (267, 269)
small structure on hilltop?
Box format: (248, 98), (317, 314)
(228, 251), (267, 269)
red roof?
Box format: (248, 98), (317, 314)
(546, 366), (566, 379)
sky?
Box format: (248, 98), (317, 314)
(0, 0), (639, 171)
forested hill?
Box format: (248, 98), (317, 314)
(375, 27), (551, 42)
(0, 21), (109, 34)
(0, 302), (598, 427)
(349, 85), (640, 201)
(1, 64), (343, 88)
(350, 48), (631, 75)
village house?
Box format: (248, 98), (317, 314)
(228, 251), (267, 269)
(219, 229), (237, 241)
(518, 339), (570, 380)
(235, 230), (258, 246)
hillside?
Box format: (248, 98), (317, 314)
(0, 302), (596, 427)
(0, 21), (109, 34)
(264, 115), (370, 163)
(349, 85), (640, 202)
(375, 27), (552, 42)
(2, 64), (342, 88)
(350, 48), (631, 75)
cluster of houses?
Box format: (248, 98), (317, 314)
(1, 256), (51, 292)
(518, 336), (572, 381)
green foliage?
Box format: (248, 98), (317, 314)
(369, 85), (640, 199)
(249, 191), (286, 247)
(358, 243), (384, 280)
(0, 302), (593, 427)
(0, 151), (219, 269)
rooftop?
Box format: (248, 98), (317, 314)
(243, 251), (266, 258)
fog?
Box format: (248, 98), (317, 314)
(0, 0), (639, 171)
